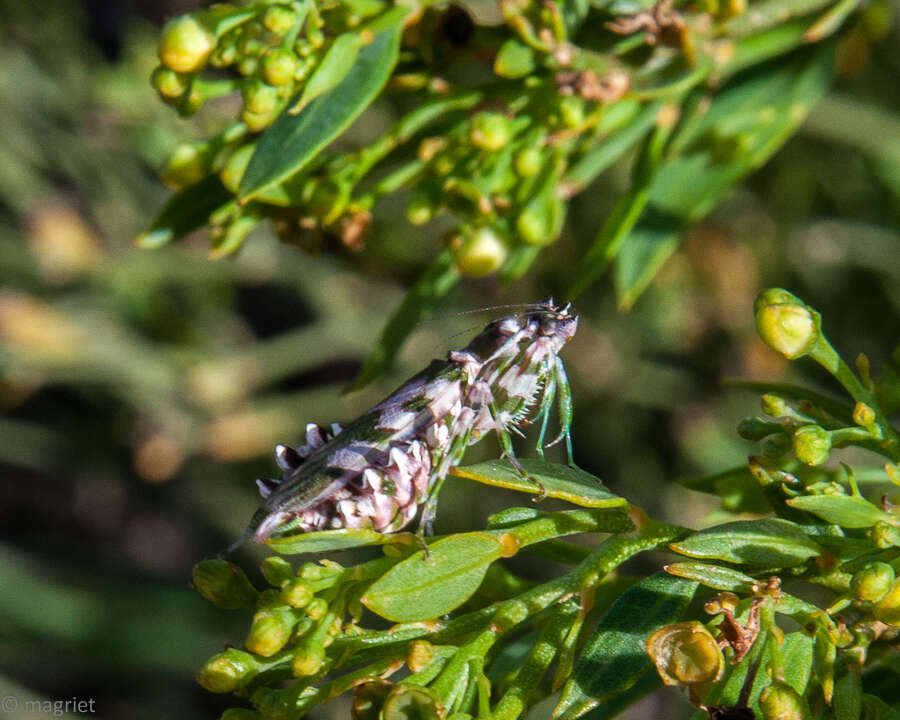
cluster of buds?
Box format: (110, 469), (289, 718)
(193, 555), (359, 690)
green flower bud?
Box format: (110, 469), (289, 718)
(246, 606), (297, 656)
(261, 48), (298, 86)
(451, 227), (508, 277)
(850, 562), (895, 603)
(872, 521), (900, 548)
(352, 679), (394, 720)
(237, 55), (259, 77)
(192, 559), (258, 609)
(293, 615), (314, 639)
(873, 581), (900, 626)
(237, 37), (263, 58)
(281, 578), (315, 608)
(761, 393), (790, 418)
(754, 289), (821, 359)
(151, 66), (190, 100)
(161, 141), (210, 189)
(243, 80), (279, 115)
(759, 681), (810, 720)
(517, 193), (565, 246)
(261, 556), (294, 587)
(305, 597), (329, 620)
(559, 96), (585, 128)
(263, 5), (297, 36)
(241, 106), (279, 133)
(792, 425), (832, 466)
(646, 621), (724, 686)
(406, 189), (438, 225)
(197, 648), (256, 693)
(852, 401), (876, 429)
(469, 112), (513, 151)
(210, 42), (237, 68)
(291, 645), (325, 677)
(514, 147), (542, 178)
(158, 16), (215, 74)
(221, 144), (253, 194)
(381, 685), (443, 720)
(494, 38), (536, 78)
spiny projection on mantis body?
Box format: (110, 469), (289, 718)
(237, 300), (578, 547)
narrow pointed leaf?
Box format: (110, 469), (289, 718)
(362, 533), (504, 621)
(267, 528), (392, 554)
(239, 20), (405, 201)
(554, 573), (697, 720)
(669, 518), (821, 567)
(452, 459), (627, 508)
(786, 494), (891, 528)
(136, 176), (231, 248)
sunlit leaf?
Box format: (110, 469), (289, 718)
(669, 518), (821, 567)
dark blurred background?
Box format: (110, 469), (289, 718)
(0, 0), (898, 718)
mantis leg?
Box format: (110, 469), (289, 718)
(534, 370), (558, 459)
(489, 399), (547, 500)
(546, 357), (576, 467)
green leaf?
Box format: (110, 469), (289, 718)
(612, 43), (833, 308)
(862, 694), (900, 720)
(362, 533), (504, 622)
(347, 248), (459, 392)
(786, 494), (892, 528)
(239, 21), (405, 201)
(664, 562), (757, 593)
(835, 671), (863, 720)
(494, 38), (536, 79)
(266, 528), (394, 554)
(292, 33), (361, 113)
(451, 459), (628, 508)
(554, 573), (697, 720)
(136, 175), (232, 248)
(669, 518), (821, 567)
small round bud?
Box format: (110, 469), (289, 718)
(872, 521), (900, 548)
(151, 66), (190, 100)
(754, 289), (820, 359)
(761, 393), (790, 418)
(210, 43), (237, 68)
(237, 55), (259, 77)
(158, 16), (215, 74)
(197, 649), (256, 693)
(291, 645), (325, 677)
(514, 147), (542, 178)
(792, 425), (832, 466)
(759, 681), (809, 720)
(469, 112), (513, 151)
(241, 106), (279, 132)
(261, 556), (294, 587)
(246, 607), (296, 656)
(517, 195), (563, 246)
(243, 80), (279, 115)
(852, 402), (876, 428)
(281, 578), (314, 608)
(381, 684), (443, 720)
(220, 144), (254, 194)
(558, 96), (585, 128)
(850, 562), (895, 603)
(192, 559), (258, 609)
(646, 621), (724, 686)
(305, 597), (329, 620)
(406, 189), (438, 225)
(451, 227), (508, 277)
(873, 580), (900, 626)
(352, 679), (394, 720)
(161, 141), (210, 189)
(263, 5), (297, 36)
(261, 48), (298, 86)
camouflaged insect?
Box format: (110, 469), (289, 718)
(241, 300), (578, 544)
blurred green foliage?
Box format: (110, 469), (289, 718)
(0, 0), (897, 718)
